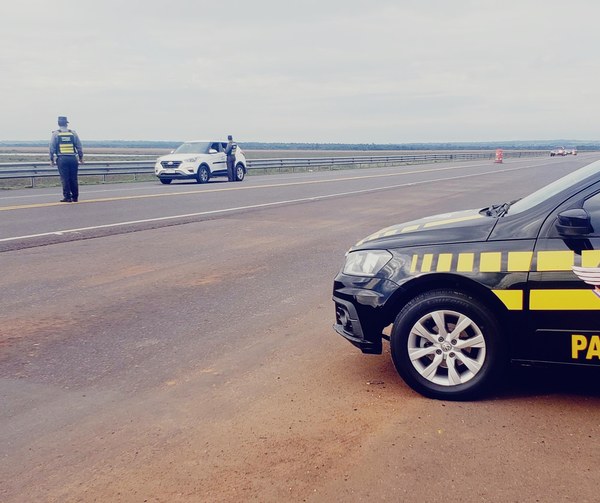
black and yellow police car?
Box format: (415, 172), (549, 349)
(333, 160), (600, 400)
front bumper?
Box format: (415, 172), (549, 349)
(155, 163), (198, 180)
(157, 172), (196, 181)
(333, 297), (382, 353)
(332, 274), (401, 354)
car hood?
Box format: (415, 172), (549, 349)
(352, 208), (497, 250)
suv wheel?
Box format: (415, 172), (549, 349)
(235, 164), (245, 182)
(197, 165), (210, 184)
(390, 289), (505, 400)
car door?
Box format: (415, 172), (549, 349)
(524, 183), (600, 364)
(208, 142), (227, 175)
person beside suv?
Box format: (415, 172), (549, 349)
(154, 138), (247, 185)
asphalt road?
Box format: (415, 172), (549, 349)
(0, 155), (584, 249)
(1, 154), (600, 502)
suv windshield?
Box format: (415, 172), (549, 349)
(174, 142), (210, 154)
(508, 160), (600, 214)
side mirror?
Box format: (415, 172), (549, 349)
(208, 148), (218, 154)
(555, 208), (593, 236)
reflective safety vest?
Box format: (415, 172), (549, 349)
(57, 131), (76, 155)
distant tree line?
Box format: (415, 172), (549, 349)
(238, 141), (600, 151)
(1, 140), (599, 151)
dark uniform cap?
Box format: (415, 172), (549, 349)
(227, 135), (233, 140)
(58, 116), (69, 125)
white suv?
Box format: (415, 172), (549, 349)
(155, 140), (247, 184)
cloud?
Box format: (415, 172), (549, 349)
(2, 0), (600, 142)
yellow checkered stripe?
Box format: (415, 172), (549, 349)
(408, 250), (600, 311)
(409, 249), (600, 274)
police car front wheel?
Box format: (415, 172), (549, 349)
(390, 290), (505, 401)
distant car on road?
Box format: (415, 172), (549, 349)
(154, 140), (247, 184)
(550, 147), (567, 157)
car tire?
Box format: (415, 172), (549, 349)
(390, 289), (505, 401)
(159, 178), (172, 184)
(234, 163), (245, 182)
(197, 165), (210, 184)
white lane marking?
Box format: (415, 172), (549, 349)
(0, 160), (498, 200)
(0, 158), (555, 208)
(0, 164), (534, 243)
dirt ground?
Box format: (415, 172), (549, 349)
(3, 289), (599, 503)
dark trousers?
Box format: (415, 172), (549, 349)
(227, 157), (235, 181)
(57, 156), (79, 200)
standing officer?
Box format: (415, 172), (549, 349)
(50, 116), (84, 202)
(225, 134), (237, 182)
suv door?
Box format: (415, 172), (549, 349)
(208, 142), (227, 175)
(524, 183), (600, 364)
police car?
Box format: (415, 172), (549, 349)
(333, 160), (600, 400)
(155, 140), (247, 184)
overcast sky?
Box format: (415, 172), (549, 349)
(2, 0), (599, 143)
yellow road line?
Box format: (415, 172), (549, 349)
(0, 162), (514, 212)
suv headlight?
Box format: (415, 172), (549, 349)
(343, 250), (393, 277)
(184, 157), (198, 163)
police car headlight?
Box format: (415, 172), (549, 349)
(343, 250), (393, 277)
(184, 157), (198, 163)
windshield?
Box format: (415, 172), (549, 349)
(506, 160), (600, 215)
(173, 142), (210, 154)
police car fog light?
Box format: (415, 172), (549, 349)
(336, 306), (351, 329)
(343, 250), (392, 277)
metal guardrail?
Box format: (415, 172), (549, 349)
(0, 160), (155, 186)
(0, 151), (548, 186)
